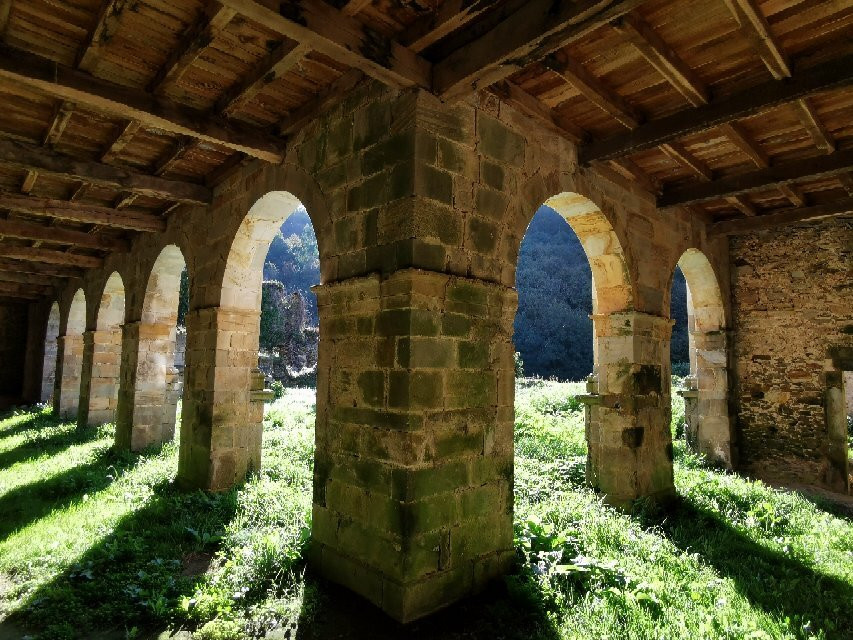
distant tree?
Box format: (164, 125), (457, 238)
(177, 268), (189, 327)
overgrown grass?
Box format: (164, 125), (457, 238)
(0, 384), (851, 639)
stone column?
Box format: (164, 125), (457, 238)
(77, 330), (95, 427)
(116, 321), (179, 451)
(309, 269), (516, 622)
(55, 334), (84, 419)
(585, 312), (675, 507)
(824, 369), (850, 493)
(85, 328), (123, 425)
(41, 337), (58, 405)
(690, 329), (733, 467)
(177, 307), (263, 490)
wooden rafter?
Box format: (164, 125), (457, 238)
(838, 173), (853, 197)
(433, 0), (643, 100)
(152, 137), (191, 177)
(43, 101), (75, 147)
(778, 184), (804, 207)
(543, 53), (641, 129)
(580, 53), (853, 164)
(0, 45), (285, 163)
(0, 281), (48, 298)
(20, 170), (38, 194)
(0, 218), (129, 252)
(148, 3), (237, 95)
(659, 148), (853, 207)
(100, 120), (141, 163)
(278, 68), (364, 136)
(791, 98), (834, 154)
(486, 80), (586, 143)
(0, 270), (63, 287)
(216, 42), (312, 116)
(0, 245), (104, 268)
(660, 141), (712, 180)
(340, 0), (372, 16)
(113, 192), (139, 209)
(710, 197), (853, 236)
(0, 258), (82, 278)
(723, 0), (790, 80)
(77, 0), (134, 71)
(218, 0), (430, 89)
(608, 156), (660, 193)
(613, 13), (709, 106)
(719, 122), (769, 168)
(0, 137), (211, 204)
(726, 194), (757, 216)
(0, 192), (167, 233)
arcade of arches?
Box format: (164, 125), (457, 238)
(2, 87), (851, 623)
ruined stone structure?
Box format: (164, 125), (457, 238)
(0, 0), (850, 624)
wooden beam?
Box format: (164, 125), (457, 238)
(543, 53), (641, 129)
(216, 42), (311, 116)
(608, 156), (660, 194)
(0, 0), (13, 38)
(710, 197), (853, 236)
(100, 120), (141, 163)
(152, 137), (191, 176)
(278, 68), (364, 136)
(0, 44), (285, 163)
(20, 170), (38, 194)
(581, 54), (853, 164)
(113, 192), (139, 209)
(433, 0), (643, 100)
(0, 218), (129, 251)
(613, 13), (708, 107)
(723, 0), (790, 80)
(778, 183), (805, 207)
(148, 3), (237, 95)
(0, 192), (167, 233)
(0, 137), (211, 204)
(486, 80), (586, 143)
(77, 0), (134, 71)
(838, 173), (853, 197)
(0, 281), (47, 299)
(660, 141), (712, 180)
(791, 98), (834, 154)
(0, 270), (63, 287)
(719, 122), (768, 168)
(0, 246), (103, 268)
(725, 195), (757, 216)
(218, 0), (430, 89)
(0, 258), (82, 278)
(44, 101), (75, 147)
(340, 0), (372, 16)
(659, 148), (853, 207)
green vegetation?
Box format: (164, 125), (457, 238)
(1, 385), (851, 639)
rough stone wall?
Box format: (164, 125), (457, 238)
(0, 302), (27, 404)
(730, 216), (853, 493)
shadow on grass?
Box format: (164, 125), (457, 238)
(0, 409), (60, 440)
(0, 424), (103, 469)
(649, 495), (853, 636)
(5, 479), (239, 639)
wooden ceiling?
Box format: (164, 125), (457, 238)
(0, 0), (850, 302)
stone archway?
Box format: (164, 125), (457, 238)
(41, 302), (60, 404)
(81, 272), (125, 426)
(116, 245), (185, 451)
(674, 248), (732, 467)
(56, 289), (86, 419)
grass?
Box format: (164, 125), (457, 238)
(0, 384), (850, 639)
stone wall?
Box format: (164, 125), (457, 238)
(730, 216), (853, 493)
(0, 302), (27, 405)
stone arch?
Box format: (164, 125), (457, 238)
(673, 248), (733, 467)
(83, 272), (126, 425)
(56, 289), (86, 418)
(40, 302), (60, 404)
(116, 245), (186, 451)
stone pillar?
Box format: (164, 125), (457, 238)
(84, 328), (123, 425)
(689, 330), (733, 467)
(824, 370), (850, 493)
(77, 330), (95, 427)
(177, 307), (263, 490)
(55, 334), (84, 419)
(116, 321), (179, 451)
(680, 375), (700, 450)
(41, 336), (58, 405)
(584, 312), (675, 507)
(310, 269), (516, 622)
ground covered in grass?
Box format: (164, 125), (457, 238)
(0, 384), (850, 640)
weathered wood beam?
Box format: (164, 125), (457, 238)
(77, 0), (134, 71)
(400, 0), (524, 54)
(69, 182), (89, 201)
(723, 0), (790, 80)
(710, 197), (853, 236)
(152, 137), (191, 176)
(0, 270), (63, 287)
(0, 245), (104, 268)
(791, 98), (834, 154)
(0, 192), (167, 233)
(44, 101), (75, 147)
(543, 53), (641, 129)
(660, 141), (712, 180)
(278, 68), (364, 136)
(0, 44), (285, 163)
(581, 54), (853, 164)
(659, 148), (853, 207)
(613, 13), (708, 106)
(719, 122), (768, 168)
(20, 170), (38, 194)
(100, 120), (141, 163)
(149, 3), (237, 95)
(487, 80), (586, 143)
(433, 0), (643, 100)
(340, 0), (372, 16)
(0, 281), (48, 299)
(216, 41), (311, 116)
(0, 0), (13, 37)
(0, 137), (211, 204)
(608, 157), (660, 193)
(0, 218), (129, 251)
(0, 258), (82, 278)
(725, 194), (757, 216)
(838, 173), (853, 197)
(778, 183), (805, 207)
(218, 0), (430, 89)
(113, 192), (139, 209)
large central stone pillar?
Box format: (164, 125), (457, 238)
(585, 312), (675, 506)
(311, 269), (516, 622)
(79, 328), (124, 426)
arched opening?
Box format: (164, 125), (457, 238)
(180, 191), (319, 486)
(40, 302), (60, 404)
(671, 248), (732, 467)
(56, 289), (86, 419)
(117, 245), (185, 451)
(86, 272), (125, 425)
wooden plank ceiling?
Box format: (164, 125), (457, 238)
(0, 0), (850, 300)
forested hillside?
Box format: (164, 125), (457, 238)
(263, 208), (320, 324)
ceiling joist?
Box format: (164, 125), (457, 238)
(710, 197), (853, 236)
(723, 0), (790, 80)
(0, 218), (129, 252)
(0, 245), (104, 268)
(0, 258), (82, 278)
